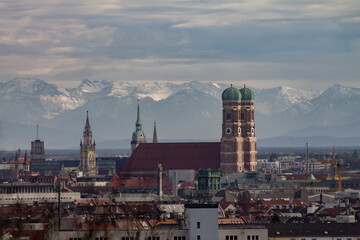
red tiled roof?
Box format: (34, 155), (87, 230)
(219, 202), (234, 211)
(179, 182), (196, 189)
(121, 142), (220, 172)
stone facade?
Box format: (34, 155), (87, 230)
(79, 111), (97, 177)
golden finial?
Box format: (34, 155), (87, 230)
(137, 98), (140, 104)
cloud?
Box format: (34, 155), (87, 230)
(0, 0), (359, 89)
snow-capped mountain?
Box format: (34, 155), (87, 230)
(0, 78), (359, 150)
(254, 86), (319, 116)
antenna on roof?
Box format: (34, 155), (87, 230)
(36, 125), (39, 140)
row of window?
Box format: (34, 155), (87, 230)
(227, 112), (253, 121)
(226, 236), (238, 240)
(0, 196), (73, 201)
(174, 237), (186, 240)
(247, 235), (259, 240)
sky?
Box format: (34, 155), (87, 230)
(0, 0), (359, 90)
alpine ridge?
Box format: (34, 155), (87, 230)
(0, 78), (359, 150)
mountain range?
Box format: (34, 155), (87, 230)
(0, 78), (359, 150)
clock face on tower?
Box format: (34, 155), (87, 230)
(225, 127), (232, 134)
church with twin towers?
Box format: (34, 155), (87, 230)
(124, 84), (257, 175)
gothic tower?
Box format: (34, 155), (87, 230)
(240, 85), (257, 171)
(131, 100), (146, 153)
(220, 85), (244, 175)
(79, 111), (97, 177)
(153, 121), (158, 143)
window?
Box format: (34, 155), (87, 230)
(241, 113), (245, 121)
(248, 236), (250, 240)
(227, 113), (231, 119)
(227, 236), (237, 240)
(197, 222), (200, 228)
(197, 236), (200, 240)
(175, 237), (186, 240)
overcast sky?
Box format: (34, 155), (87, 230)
(0, 0), (359, 90)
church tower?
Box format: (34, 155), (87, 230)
(131, 100), (146, 153)
(240, 85), (257, 171)
(79, 111), (97, 177)
(153, 121), (158, 143)
(220, 85), (244, 174)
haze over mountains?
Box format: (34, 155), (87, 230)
(1, 78), (360, 150)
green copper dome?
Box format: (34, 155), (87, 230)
(222, 85), (242, 101)
(239, 85), (255, 100)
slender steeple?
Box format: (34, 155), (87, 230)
(131, 99), (146, 153)
(136, 99), (142, 131)
(153, 121), (158, 143)
(79, 111), (96, 177)
(85, 111), (91, 131)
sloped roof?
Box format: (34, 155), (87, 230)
(121, 142), (220, 172)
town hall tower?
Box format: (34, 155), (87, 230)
(79, 111), (97, 177)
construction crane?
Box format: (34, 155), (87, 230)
(328, 150), (350, 192)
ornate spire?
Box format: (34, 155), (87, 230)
(136, 99), (142, 131)
(153, 121), (158, 143)
(85, 110), (90, 129)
